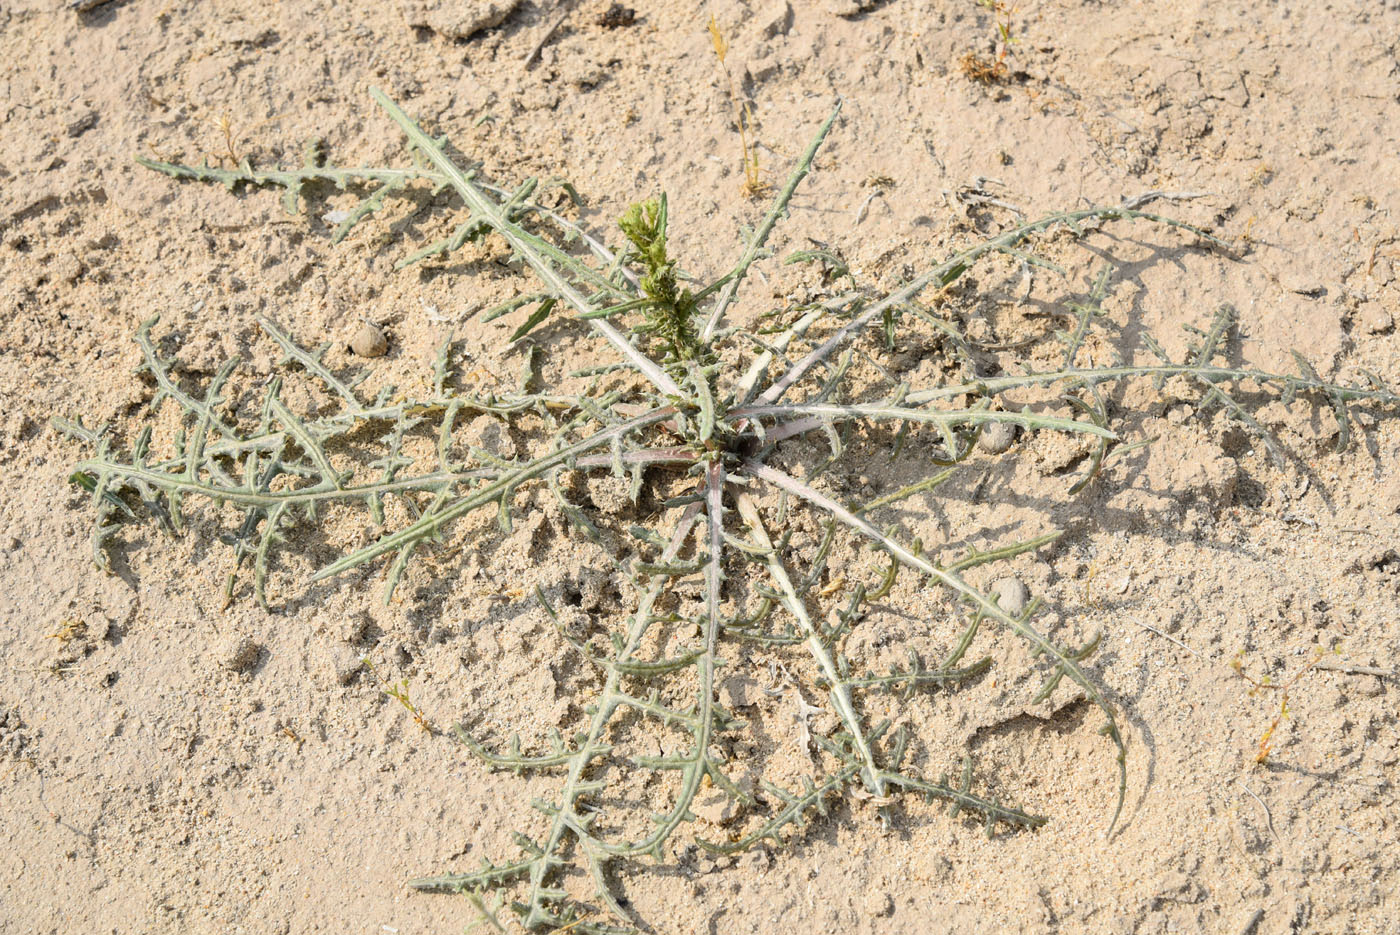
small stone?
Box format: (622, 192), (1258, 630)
(327, 645), (364, 686)
(340, 613), (372, 644)
(757, 0), (792, 38)
(990, 577), (1030, 616)
(217, 634), (262, 674)
(742, 54), (781, 84)
(1356, 675), (1386, 698)
(741, 846), (772, 871)
(66, 109), (99, 138)
(577, 568), (615, 612)
(349, 322), (388, 358)
(464, 415), (518, 460)
(54, 253), (83, 285)
(1359, 302), (1393, 335)
(1205, 70), (1249, 108)
(719, 676), (759, 710)
(595, 3), (635, 28)
(400, 0), (521, 39)
(863, 890), (894, 918)
(828, 0), (876, 16)
(1369, 256), (1394, 286)
(1171, 451), (1238, 505)
(692, 790), (739, 825)
(809, 710), (839, 736)
(1030, 431), (1092, 475)
(584, 473), (631, 514)
(978, 421), (1018, 454)
(1352, 547), (1399, 574)
(1176, 108), (1212, 141)
(1153, 870), (1206, 905)
(1166, 403), (1195, 425)
(1282, 275), (1325, 297)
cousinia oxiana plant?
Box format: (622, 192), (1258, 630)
(57, 89), (1400, 933)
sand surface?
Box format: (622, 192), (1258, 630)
(1, 1), (1398, 933)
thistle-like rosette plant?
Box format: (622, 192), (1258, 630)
(58, 90), (1400, 933)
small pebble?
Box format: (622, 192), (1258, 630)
(863, 890), (894, 917)
(979, 421), (1018, 454)
(810, 710), (839, 736)
(464, 415), (518, 460)
(349, 322), (388, 357)
(1359, 302), (1393, 335)
(1369, 255), (1394, 286)
(1166, 403), (1195, 425)
(217, 634), (262, 674)
(1356, 675), (1385, 698)
(991, 577), (1030, 616)
(757, 0), (792, 39)
(719, 676), (759, 710)
(595, 2), (635, 28)
(692, 790), (740, 825)
(741, 846), (772, 871)
(1282, 275), (1325, 297)
(584, 473), (632, 514)
(66, 110), (98, 138)
(339, 614), (372, 644)
(327, 645), (365, 685)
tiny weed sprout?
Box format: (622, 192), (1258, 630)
(57, 90), (1400, 932)
(365, 657), (436, 734)
(961, 0), (1020, 83)
(707, 14), (766, 198)
(1231, 646), (1333, 764)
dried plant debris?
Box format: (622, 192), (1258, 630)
(596, 4), (636, 29)
(58, 90), (1400, 932)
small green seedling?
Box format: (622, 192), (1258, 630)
(363, 657), (435, 734)
(961, 0), (1019, 83)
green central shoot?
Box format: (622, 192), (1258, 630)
(618, 195), (707, 367)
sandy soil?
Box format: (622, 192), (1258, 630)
(2, 1), (1398, 933)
